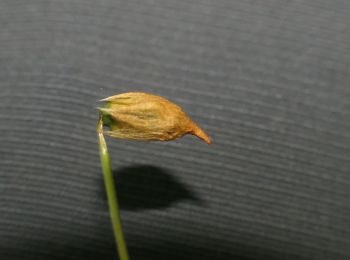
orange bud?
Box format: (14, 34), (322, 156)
(98, 92), (211, 144)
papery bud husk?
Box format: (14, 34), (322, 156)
(98, 92), (211, 144)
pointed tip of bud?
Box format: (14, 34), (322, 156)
(191, 125), (212, 145)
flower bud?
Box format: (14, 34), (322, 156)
(98, 92), (211, 144)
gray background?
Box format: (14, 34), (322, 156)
(1, 0), (350, 259)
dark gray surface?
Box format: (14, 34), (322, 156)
(1, 1), (350, 259)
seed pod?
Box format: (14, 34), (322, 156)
(98, 92), (211, 144)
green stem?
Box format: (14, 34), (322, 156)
(97, 116), (129, 260)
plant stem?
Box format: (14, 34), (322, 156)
(97, 116), (129, 260)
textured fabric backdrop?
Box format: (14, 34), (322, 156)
(0, 1), (349, 259)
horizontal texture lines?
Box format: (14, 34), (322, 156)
(1, 0), (350, 259)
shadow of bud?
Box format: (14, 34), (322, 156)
(112, 165), (203, 211)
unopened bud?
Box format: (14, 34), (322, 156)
(98, 92), (211, 144)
